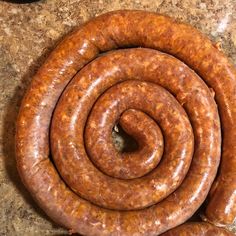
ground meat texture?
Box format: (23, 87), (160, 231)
(161, 222), (234, 236)
(15, 10), (236, 235)
(85, 107), (164, 180)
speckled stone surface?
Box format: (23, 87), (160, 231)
(0, 0), (235, 235)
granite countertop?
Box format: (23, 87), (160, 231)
(0, 0), (236, 235)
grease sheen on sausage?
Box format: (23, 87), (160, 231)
(161, 223), (234, 236)
(15, 10), (236, 235)
(51, 49), (218, 213)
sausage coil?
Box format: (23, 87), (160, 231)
(16, 10), (236, 235)
(162, 222), (234, 236)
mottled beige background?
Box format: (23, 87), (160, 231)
(0, 0), (236, 235)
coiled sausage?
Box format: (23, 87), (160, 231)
(16, 10), (236, 235)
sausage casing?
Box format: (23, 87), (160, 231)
(16, 10), (236, 235)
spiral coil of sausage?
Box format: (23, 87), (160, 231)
(15, 10), (236, 235)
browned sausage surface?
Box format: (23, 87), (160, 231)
(86, 108), (164, 180)
(161, 222), (234, 236)
(51, 49), (219, 212)
(15, 10), (236, 235)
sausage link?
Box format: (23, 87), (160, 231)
(15, 10), (236, 235)
(161, 222), (234, 236)
(94, 108), (164, 179)
(51, 49), (218, 212)
(52, 77), (194, 210)
(85, 107), (164, 180)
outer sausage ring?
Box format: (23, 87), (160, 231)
(16, 10), (236, 235)
(162, 222), (234, 236)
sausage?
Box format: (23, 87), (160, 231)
(51, 49), (219, 213)
(161, 222), (234, 236)
(52, 75), (195, 210)
(15, 10), (236, 235)
(89, 108), (164, 180)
